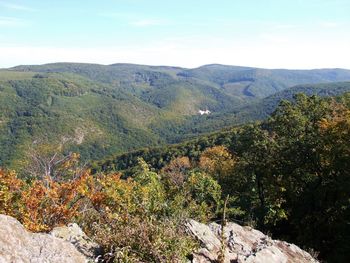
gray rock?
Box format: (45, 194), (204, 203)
(0, 214), (87, 263)
(50, 223), (101, 260)
(186, 219), (318, 263)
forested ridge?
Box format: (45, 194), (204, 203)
(1, 92), (349, 262)
(1, 63), (350, 172)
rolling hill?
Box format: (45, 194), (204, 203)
(1, 62), (350, 169)
(92, 89), (350, 175)
(181, 81), (350, 133)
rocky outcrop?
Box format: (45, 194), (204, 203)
(186, 219), (318, 263)
(0, 214), (87, 263)
(50, 223), (101, 260)
(0, 214), (318, 263)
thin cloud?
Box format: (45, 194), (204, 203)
(0, 2), (36, 11)
(259, 33), (291, 43)
(0, 16), (29, 27)
(1, 37), (350, 69)
(319, 21), (341, 28)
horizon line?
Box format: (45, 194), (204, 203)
(2, 61), (350, 71)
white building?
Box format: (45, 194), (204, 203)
(198, 109), (211, 115)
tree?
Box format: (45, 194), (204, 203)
(161, 156), (191, 190)
(23, 141), (81, 182)
(199, 146), (236, 183)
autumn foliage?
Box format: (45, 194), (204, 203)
(0, 93), (349, 262)
(0, 157), (221, 262)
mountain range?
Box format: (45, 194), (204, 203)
(1, 62), (350, 169)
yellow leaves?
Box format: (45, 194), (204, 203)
(0, 156), (217, 235)
(0, 168), (92, 231)
(23, 220), (49, 232)
(0, 169), (24, 216)
(19, 180), (72, 231)
(318, 118), (331, 130)
(318, 101), (350, 133)
(91, 172), (142, 218)
(0, 169), (23, 190)
(199, 146), (236, 179)
(61, 152), (80, 169)
(316, 102), (350, 168)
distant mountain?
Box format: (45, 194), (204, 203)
(178, 64), (350, 98)
(12, 63), (350, 100)
(1, 62), (350, 169)
(232, 81), (350, 123)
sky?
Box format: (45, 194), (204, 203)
(0, 0), (350, 69)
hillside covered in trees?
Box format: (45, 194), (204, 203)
(1, 92), (349, 262)
(1, 63), (350, 172)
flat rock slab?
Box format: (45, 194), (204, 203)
(0, 214), (87, 263)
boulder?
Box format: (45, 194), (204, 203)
(0, 214), (87, 263)
(185, 219), (318, 263)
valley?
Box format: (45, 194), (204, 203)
(1, 63), (350, 170)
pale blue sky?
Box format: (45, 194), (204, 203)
(0, 0), (349, 68)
